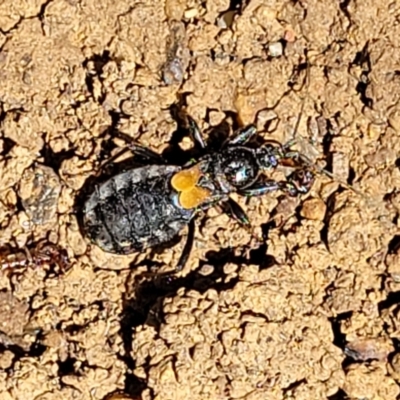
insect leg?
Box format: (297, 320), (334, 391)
(221, 197), (251, 226)
(187, 116), (207, 150)
(98, 143), (165, 173)
(221, 198), (266, 245)
(175, 218), (196, 272)
(224, 125), (257, 146)
(126, 143), (165, 163)
(239, 179), (283, 197)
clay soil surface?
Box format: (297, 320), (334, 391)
(1, 0), (400, 399)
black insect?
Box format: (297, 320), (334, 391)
(82, 117), (315, 271)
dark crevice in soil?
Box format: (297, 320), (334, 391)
(37, 0), (56, 32)
(329, 312), (351, 350)
(0, 0), (55, 37)
(0, 137), (17, 157)
(0, 18), (23, 36)
(39, 144), (76, 174)
(392, 338), (400, 352)
(329, 311), (362, 369)
(123, 373), (148, 398)
(320, 191), (338, 250)
(347, 166), (356, 185)
(0, 331), (47, 373)
(82, 50), (112, 103)
(388, 235), (400, 254)
(352, 42), (373, 108)
(282, 378), (307, 395)
(328, 388), (350, 400)
(227, 0), (250, 13)
(339, 0), (352, 22)
(355, 74), (372, 107)
(288, 61), (309, 91)
(322, 118), (334, 161)
(249, 241), (275, 270)
(57, 356), (78, 377)
(378, 290), (400, 311)
(0, 101), (6, 125)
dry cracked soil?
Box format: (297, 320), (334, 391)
(0, 0), (400, 399)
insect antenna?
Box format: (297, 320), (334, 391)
(286, 92), (397, 236)
(282, 56), (366, 199)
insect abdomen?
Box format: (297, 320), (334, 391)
(83, 166), (193, 255)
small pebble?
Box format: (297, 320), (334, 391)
(307, 115), (327, 146)
(268, 42), (283, 57)
(165, 0), (186, 20)
(162, 21), (188, 86)
(223, 262), (238, 275)
(208, 110), (225, 126)
(162, 58), (184, 85)
(199, 264), (214, 276)
(18, 164), (61, 225)
(345, 337), (394, 362)
(367, 122), (383, 139)
(0, 350), (14, 369)
(300, 198), (326, 220)
(284, 29), (296, 43)
(331, 151), (349, 181)
(217, 29), (233, 45)
(184, 8), (198, 19)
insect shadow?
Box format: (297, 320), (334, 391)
(118, 243), (276, 397)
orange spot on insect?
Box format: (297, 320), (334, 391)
(179, 186), (211, 209)
(171, 165), (203, 192)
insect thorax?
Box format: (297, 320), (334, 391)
(215, 147), (260, 190)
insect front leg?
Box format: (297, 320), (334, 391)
(224, 125), (257, 147)
(238, 177), (284, 197)
(187, 116), (207, 150)
(238, 169), (312, 197)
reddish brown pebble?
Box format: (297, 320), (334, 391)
(284, 29), (296, 43)
(300, 198), (326, 220)
(345, 337), (394, 362)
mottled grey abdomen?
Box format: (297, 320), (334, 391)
(83, 165), (194, 254)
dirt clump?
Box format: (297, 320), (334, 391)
(0, 0), (400, 399)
